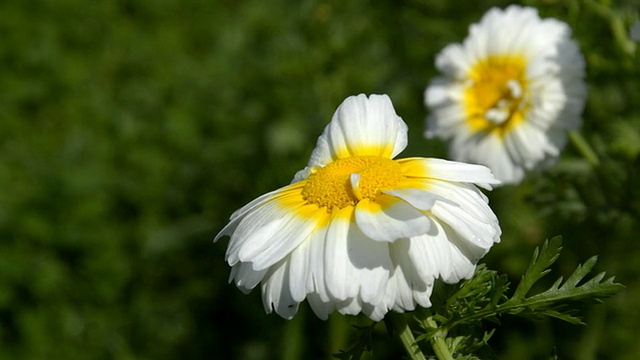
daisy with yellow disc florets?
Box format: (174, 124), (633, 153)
(215, 94), (501, 321)
(425, 5), (587, 184)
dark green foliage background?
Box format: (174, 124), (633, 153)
(0, 0), (638, 358)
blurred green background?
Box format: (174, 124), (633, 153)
(0, 0), (638, 358)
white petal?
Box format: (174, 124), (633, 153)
(261, 260), (299, 319)
(412, 287), (434, 309)
(455, 134), (524, 185)
(439, 220), (494, 266)
(323, 207), (357, 301)
(229, 262), (268, 293)
(220, 183), (303, 260)
(399, 158), (500, 189)
(426, 180), (501, 250)
(435, 43), (474, 78)
(224, 203), (283, 266)
(405, 231), (447, 282)
(304, 94), (408, 168)
(405, 224), (477, 284)
(306, 292), (334, 320)
(222, 182), (304, 230)
(362, 302), (389, 321)
(307, 226), (330, 300)
(431, 202), (499, 252)
(348, 236), (392, 306)
(383, 187), (453, 211)
(288, 236), (312, 302)
(382, 266), (415, 312)
(504, 123), (549, 169)
(336, 297), (363, 317)
(354, 195), (433, 242)
(323, 207), (392, 305)
(305, 226), (335, 320)
(230, 214), (284, 265)
(387, 239), (435, 310)
(232, 202), (327, 271)
(291, 167), (311, 183)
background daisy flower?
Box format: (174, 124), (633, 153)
(425, 5), (587, 185)
(215, 94), (501, 321)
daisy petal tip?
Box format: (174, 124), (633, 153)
(213, 232), (225, 243)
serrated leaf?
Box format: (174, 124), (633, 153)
(508, 304), (584, 325)
(510, 237), (563, 302)
(487, 274), (510, 309)
(445, 265), (495, 309)
(438, 238), (623, 326)
(524, 257), (623, 306)
(537, 309), (584, 325)
(415, 236), (624, 360)
(502, 251), (623, 325)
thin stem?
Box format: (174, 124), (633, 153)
(569, 130), (600, 167)
(388, 312), (427, 360)
(281, 307), (304, 360)
(423, 317), (455, 360)
(328, 313), (349, 356)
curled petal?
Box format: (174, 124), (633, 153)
(355, 195), (433, 242)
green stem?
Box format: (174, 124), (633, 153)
(328, 313), (349, 356)
(423, 316), (455, 360)
(281, 307), (304, 360)
(388, 312), (427, 360)
(568, 130), (600, 167)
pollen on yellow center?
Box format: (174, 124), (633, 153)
(302, 155), (404, 211)
(464, 54), (529, 136)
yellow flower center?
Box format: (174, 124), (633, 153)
(302, 156), (404, 211)
(464, 55), (529, 136)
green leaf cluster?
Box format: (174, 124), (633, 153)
(416, 237), (623, 358)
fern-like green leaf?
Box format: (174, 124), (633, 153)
(509, 237), (563, 302)
(423, 235), (624, 358)
(522, 256), (623, 307)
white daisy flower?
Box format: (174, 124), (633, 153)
(425, 5), (587, 184)
(215, 94), (501, 321)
